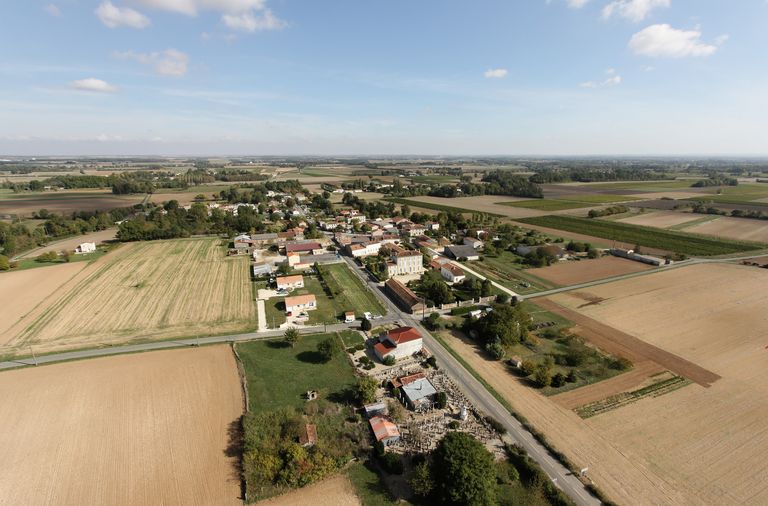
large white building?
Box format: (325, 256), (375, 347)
(386, 247), (424, 277)
(347, 241), (382, 258)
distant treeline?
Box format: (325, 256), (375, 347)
(529, 168), (669, 184)
(690, 176), (739, 187)
(389, 170), (543, 199)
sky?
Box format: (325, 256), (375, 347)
(1, 0), (767, 156)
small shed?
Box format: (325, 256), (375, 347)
(363, 402), (389, 419)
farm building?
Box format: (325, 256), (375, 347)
(373, 326), (423, 362)
(252, 263), (275, 278)
(610, 248), (670, 267)
(440, 263), (466, 284)
(369, 416), (400, 446)
(364, 402), (389, 418)
(285, 294), (317, 314)
(284, 242), (325, 255)
(75, 242), (96, 254)
(400, 376), (438, 411)
(463, 237), (484, 249)
(445, 245), (480, 261)
(276, 275), (304, 291)
(384, 278), (426, 314)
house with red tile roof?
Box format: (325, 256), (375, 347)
(373, 326), (423, 362)
(369, 416), (400, 446)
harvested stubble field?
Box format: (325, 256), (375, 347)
(13, 228), (117, 259)
(3, 238), (254, 355)
(617, 210), (704, 229)
(257, 474), (360, 506)
(0, 190), (144, 216)
(518, 215), (765, 256)
(0, 262), (87, 345)
(526, 256), (652, 286)
(0, 345), (243, 506)
(685, 216), (768, 243)
(397, 195), (544, 218)
(544, 264), (768, 504)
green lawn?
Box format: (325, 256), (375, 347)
(346, 462), (401, 506)
(317, 263), (386, 317)
(517, 215), (765, 255)
(236, 333), (356, 414)
(339, 329), (366, 347)
(586, 180), (698, 190)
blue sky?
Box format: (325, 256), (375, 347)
(1, 0), (766, 156)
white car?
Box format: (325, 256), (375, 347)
(363, 312), (373, 320)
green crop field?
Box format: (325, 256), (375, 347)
(586, 180), (699, 190)
(498, 200), (590, 211)
(317, 263), (386, 316)
(557, 194), (642, 204)
(517, 215), (765, 255)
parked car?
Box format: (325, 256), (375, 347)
(363, 312), (373, 320)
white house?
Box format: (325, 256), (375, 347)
(386, 247), (425, 277)
(75, 242), (96, 254)
(347, 241), (382, 258)
(440, 263), (466, 284)
(276, 275), (304, 291)
(373, 327), (423, 362)
(285, 294), (317, 314)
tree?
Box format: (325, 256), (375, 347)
(432, 432), (497, 506)
(0, 254), (10, 271)
(61, 250), (71, 263)
(284, 327), (300, 348)
(355, 376), (378, 404)
(383, 355), (396, 366)
(472, 303), (528, 346)
(360, 317), (372, 332)
(317, 337), (340, 362)
(495, 293), (510, 304)
(435, 391), (448, 409)
(387, 399), (406, 422)
(485, 341), (505, 361)
(533, 366), (552, 388)
(519, 360), (537, 377)
(409, 461), (435, 498)
(551, 372), (566, 388)
(480, 278), (492, 297)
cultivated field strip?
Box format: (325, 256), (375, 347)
(535, 298), (721, 387)
(15, 238), (254, 350)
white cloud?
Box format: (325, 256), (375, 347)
(114, 49), (190, 76)
(484, 68), (508, 79)
(602, 0), (670, 22)
(96, 1), (150, 29)
(221, 9), (285, 31)
(566, 0), (590, 8)
(131, 0), (266, 16)
(581, 69), (622, 88)
(629, 24), (718, 57)
(70, 78), (118, 93)
(44, 4), (62, 17)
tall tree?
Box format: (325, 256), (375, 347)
(284, 327), (300, 348)
(432, 432), (497, 506)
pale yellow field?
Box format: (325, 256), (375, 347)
(618, 210), (704, 229)
(446, 263), (768, 505)
(4, 238), (254, 355)
(685, 216), (768, 243)
(259, 475), (360, 506)
(0, 345), (243, 506)
(0, 262), (87, 345)
(14, 228), (117, 259)
(407, 195), (547, 218)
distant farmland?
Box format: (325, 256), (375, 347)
(517, 215), (765, 256)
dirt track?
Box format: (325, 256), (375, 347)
(536, 298), (721, 387)
(0, 345), (244, 505)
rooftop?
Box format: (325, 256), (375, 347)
(369, 416), (400, 442)
(285, 294), (316, 306)
(401, 377), (438, 404)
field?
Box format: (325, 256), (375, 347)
(497, 199), (592, 211)
(466, 251), (554, 293)
(517, 215), (765, 256)
(685, 216), (768, 243)
(617, 210), (704, 229)
(236, 333), (358, 414)
(258, 474), (361, 506)
(387, 196), (535, 218)
(0, 262), (87, 345)
(542, 264), (768, 504)
(526, 256), (653, 286)
(0, 345), (244, 505)
(0, 189), (145, 217)
(2, 238), (254, 355)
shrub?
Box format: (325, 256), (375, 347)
(485, 416), (507, 435)
(346, 347), (356, 354)
(566, 369), (578, 383)
(0, 254), (10, 271)
(360, 318), (372, 332)
(435, 392), (448, 409)
(532, 366), (551, 388)
(519, 360), (537, 377)
(550, 373), (566, 388)
(448, 420), (460, 430)
(383, 355), (396, 366)
(485, 341), (505, 360)
(380, 452), (404, 475)
(610, 357), (633, 371)
(354, 343), (365, 351)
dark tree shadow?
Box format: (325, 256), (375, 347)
(296, 350), (325, 364)
(223, 416), (246, 500)
(267, 340), (290, 349)
(327, 385), (357, 405)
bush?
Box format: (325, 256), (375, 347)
(450, 305), (477, 316)
(360, 318), (372, 332)
(519, 360), (537, 377)
(380, 452), (404, 475)
(354, 343), (365, 351)
(532, 366), (551, 388)
(495, 293), (510, 304)
(566, 370), (578, 383)
(485, 416), (507, 434)
(550, 373), (566, 388)
(448, 420), (460, 430)
(346, 347), (356, 354)
(383, 355), (396, 366)
(0, 254), (10, 271)
(435, 392), (448, 409)
(485, 341), (505, 360)
(610, 357), (633, 371)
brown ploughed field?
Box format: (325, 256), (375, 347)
(617, 210), (704, 228)
(527, 256), (652, 285)
(258, 475), (361, 506)
(0, 190), (144, 216)
(0, 345), (244, 505)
